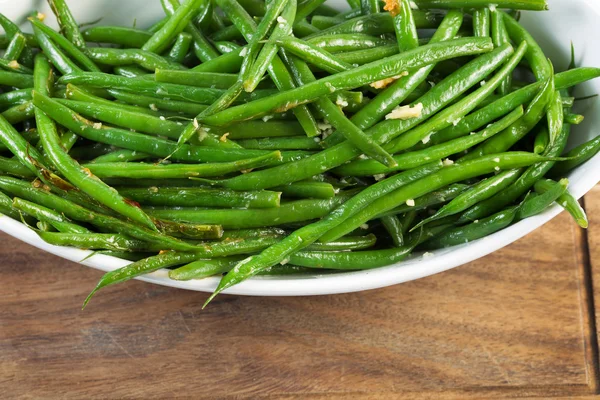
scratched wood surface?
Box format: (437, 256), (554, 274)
(1, 193), (600, 399)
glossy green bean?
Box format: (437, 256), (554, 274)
(306, 11), (445, 38)
(28, 18), (100, 72)
(82, 26), (152, 47)
(533, 125), (549, 154)
(0, 57), (33, 74)
(0, 70), (33, 88)
(378, 184), (471, 218)
(424, 206), (519, 250)
(490, 9), (511, 95)
(473, 8), (490, 37)
(518, 178), (567, 220)
(118, 186), (281, 208)
(535, 178), (588, 228)
(296, 0), (327, 22)
(31, 21), (81, 75)
(107, 89), (208, 115)
(90, 149), (151, 164)
(155, 69), (270, 89)
(381, 215), (404, 246)
(168, 32), (193, 63)
(48, 0), (88, 50)
(83, 151), (281, 179)
(307, 33), (392, 52)
(1, 101), (35, 124)
(0, 14), (34, 67)
(236, 137), (321, 150)
(12, 197), (90, 234)
(273, 36), (353, 74)
(550, 135), (600, 177)
(0, 190), (21, 220)
(0, 155), (35, 178)
(87, 47), (184, 71)
(0, 88), (32, 110)
(59, 72), (277, 105)
(142, 0), (204, 54)
(275, 181), (336, 199)
(3, 33), (26, 61)
(565, 113), (584, 125)
(394, 0), (419, 52)
(502, 11), (551, 80)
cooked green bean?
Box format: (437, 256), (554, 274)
(535, 178), (588, 228)
(550, 135), (600, 177)
(12, 197), (90, 234)
(3, 33), (26, 61)
(82, 26), (152, 47)
(236, 137), (322, 150)
(275, 181), (336, 199)
(517, 178), (567, 220)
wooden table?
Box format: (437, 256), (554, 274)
(3, 189), (600, 399)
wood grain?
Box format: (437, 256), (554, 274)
(1, 207), (599, 399)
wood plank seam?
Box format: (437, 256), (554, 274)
(576, 196), (600, 394)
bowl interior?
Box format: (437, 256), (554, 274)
(1, 0), (600, 296)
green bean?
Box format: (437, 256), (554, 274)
(210, 24), (243, 41)
(0, 13), (34, 67)
(273, 36), (354, 74)
(156, 69), (256, 89)
(59, 72), (277, 105)
(336, 43), (400, 65)
(33, 55), (158, 230)
(385, 42), (525, 154)
(0, 155), (35, 178)
(0, 56), (33, 74)
(413, 0), (548, 10)
(169, 256), (248, 280)
(306, 11), (444, 38)
(54, 99), (185, 140)
(33, 92), (307, 164)
(378, 184), (471, 217)
(535, 178), (587, 228)
(48, 0), (88, 50)
(459, 124), (572, 223)
(413, 169), (522, 230)
(518, 178), (568, 220)
(201, 37), (495, 126)
(142, 0), (204, 54)
(236, 137), (321, 150)
(3, 33), (26, 61)
(90, 149), (151, 164)
(167, 32), (193, 63)
(31, 22), (81, 75)
(462, 65), (554, 160)
(321, 152), (563, 242)
(213, 41), (241, 53)
(381, 215), (404, 246)
(1, 101), (35, 124)
(0, 89), (32, 111)
(310, 15), (340, 30)
(424, 206), (520, 250)
(161, 0), (220, 62)
(393, 0), (419, 52)
(82, 26), (152, 47)
(307, 33), (393, 53)
(107, 89), (208, 116)
(224, 120), (305, 139)
(333, 105), (524, 176)
(0, 70), (33, 88)
(547, 90), (564, 147)
(296, 0), (327, 22)
(118, 186), (281, 208)
(191, 48), (245, 73)
(294, 20), (321, 37)
(37, 231), (172, 252)
(64, 84), (164, 117)
(0, 190), (21, 220)
(533, 125), (549, 155)
(238, 0), (266, 16)
(550, 136), (600, 177)
(565, 113), (584, 125)
(0, 175), (204, 251)
(490, 9), (511, 95)
(87, 47), (184, 71)
(473, 8), (490, 37)
(12, 197), (90, 234)
(146, 191), (354, 229)
(282, 51), (397, 167)
(275, 181), (336, 199)
(28, 18), (100, 72)
(502, 11), (551, 81)
(204, 163), (441, 301)
(83, 151), (281, 179)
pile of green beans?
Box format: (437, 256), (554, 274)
(0, 0), (598, 308)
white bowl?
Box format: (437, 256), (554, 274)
(1, 0), (599, 296)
